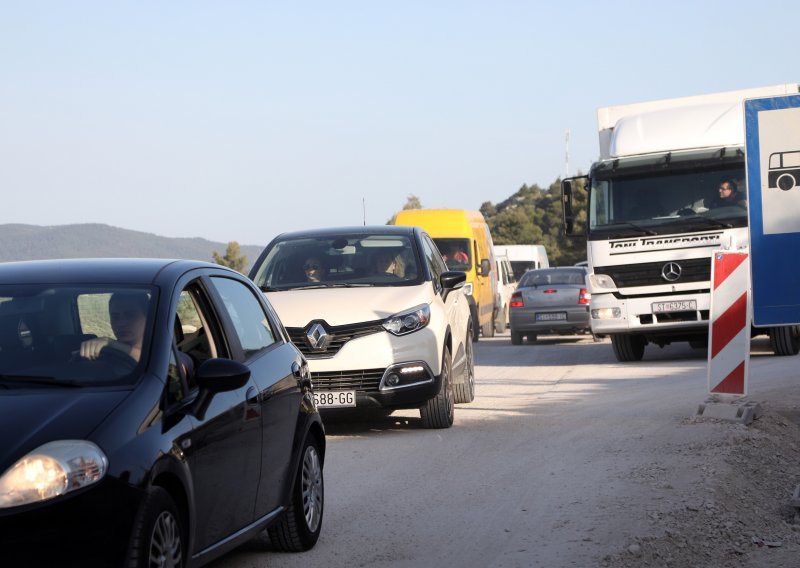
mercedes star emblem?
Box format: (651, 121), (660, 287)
(661, 262), (682, 282)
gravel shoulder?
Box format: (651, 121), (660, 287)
(601, 384), (800, 568)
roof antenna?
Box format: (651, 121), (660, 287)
(362, 198), (366, 226)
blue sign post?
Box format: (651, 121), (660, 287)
(745, 94), (800, 326)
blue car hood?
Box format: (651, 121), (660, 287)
(0, 389), (130, 473)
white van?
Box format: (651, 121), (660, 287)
(493, 245), (549, 281)
(494, 255), (516, 333)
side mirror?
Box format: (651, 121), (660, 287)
(562, 179), (574, 235)
(196, 358), (251, 392)
(440, 271), (466, 290)
(191, 358), (252, 420)
(440, 271), (466, 301)
(479, 259), (492, 276)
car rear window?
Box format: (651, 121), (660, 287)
(519, 269), (586, 287)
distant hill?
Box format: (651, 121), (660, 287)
(0, 224), (265, 272)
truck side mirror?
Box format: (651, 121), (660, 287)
(562, 179), (574, 235)
(480, 259), (492, 276)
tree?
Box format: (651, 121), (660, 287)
(403, 194), (423, 210)
(212, 241), (248, 273)
(481, 177), (587, 266)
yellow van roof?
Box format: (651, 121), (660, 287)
(392, 209), (486, 237)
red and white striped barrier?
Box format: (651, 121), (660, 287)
(707, 251), (751, 395)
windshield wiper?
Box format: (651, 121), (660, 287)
(259, 285), (280, 292)
(605, 222), (658, 237)
(0, 374), (82, 388)
(676, 216), (733, 229)
(326, 283), (374, 288)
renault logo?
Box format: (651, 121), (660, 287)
(306, 322), (331, 351)
(661, 262), (682, 282)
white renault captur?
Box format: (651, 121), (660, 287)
(249, 226), (475, 428)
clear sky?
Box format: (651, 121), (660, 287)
(2, 1), (798, 246)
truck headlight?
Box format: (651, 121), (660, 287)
(0, 441), (108, 509)
(383, 304), (431, 336)
(589, 273), (617, 291)
(591, 307), (621, 319)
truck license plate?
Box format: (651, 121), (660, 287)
(652, 300), (697, 313)
(313, 390), (356, 408)
(535, 312), (568, 321)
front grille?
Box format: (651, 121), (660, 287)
(286, 320), (385, 359)
(595, 258), (711, 288)
(310, 368), (385, 392)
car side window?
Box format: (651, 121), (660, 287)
(209, 276), (276, 360)
(421, 235), (446, 293)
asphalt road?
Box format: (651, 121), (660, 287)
(210, 332), (796, 568)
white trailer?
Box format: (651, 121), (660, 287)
(562, 84), (800, 361)
(493, 244), (549, 281)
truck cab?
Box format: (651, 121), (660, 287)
(562, 84), (800, 361)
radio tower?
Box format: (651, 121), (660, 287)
(565, 128), (571, 178)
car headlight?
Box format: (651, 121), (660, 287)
(462, 282), (474, 296)
(0, 440), (108, 509)
(589, 273), (617, 291)
(383, 304), (431, 336)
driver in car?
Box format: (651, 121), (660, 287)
(80, 291), (149, 363)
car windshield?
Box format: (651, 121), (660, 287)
(519, 268), (586, 288)
(0, 284), (156, 388)
(252, 233), (424, 290)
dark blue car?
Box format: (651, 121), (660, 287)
(0, 259), (324, 567)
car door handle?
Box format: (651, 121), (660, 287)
(292, 361), (313, 390)
(246, 386), (259, 404)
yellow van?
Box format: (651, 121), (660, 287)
(392, 209), (498, 340)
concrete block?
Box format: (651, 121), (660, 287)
(695, 401), (763, 425)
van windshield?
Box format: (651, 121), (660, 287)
(433, 238), (471, 271)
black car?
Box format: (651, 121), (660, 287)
(0, 259), (324, 567)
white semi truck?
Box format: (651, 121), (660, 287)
(562, 84), (800, 361)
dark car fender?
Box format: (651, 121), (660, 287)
(283, 395), (325, 506)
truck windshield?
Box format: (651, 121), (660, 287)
(588, 163), (747, 237)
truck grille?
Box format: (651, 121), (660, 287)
(310, 368), (385, 392)
(595, 258), (711, 288)
(286, 320), (385, 359)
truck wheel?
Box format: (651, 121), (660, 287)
(420, 346), (455, 428)
(470, 305), (480, 342)
(769, 325), (800, 356)
(511, 331), (523, 345)
(454, 325), (475, 404)
(481, 320), (495, 338)
(611, 334), (646, 362)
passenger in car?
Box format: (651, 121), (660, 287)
(303, 256), (327, 282)
(371, 251), (398, 275)
(79, 291), (149, 363)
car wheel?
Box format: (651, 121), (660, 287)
(494, 308), (507, 334)
(420, 346), (455, 428)
(454, 325), (475, 403)
(268, 434), (324, 552)
(481, 318), (495, 338)
(127, 487), (184, 568)
(511, 331), (523, 345)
